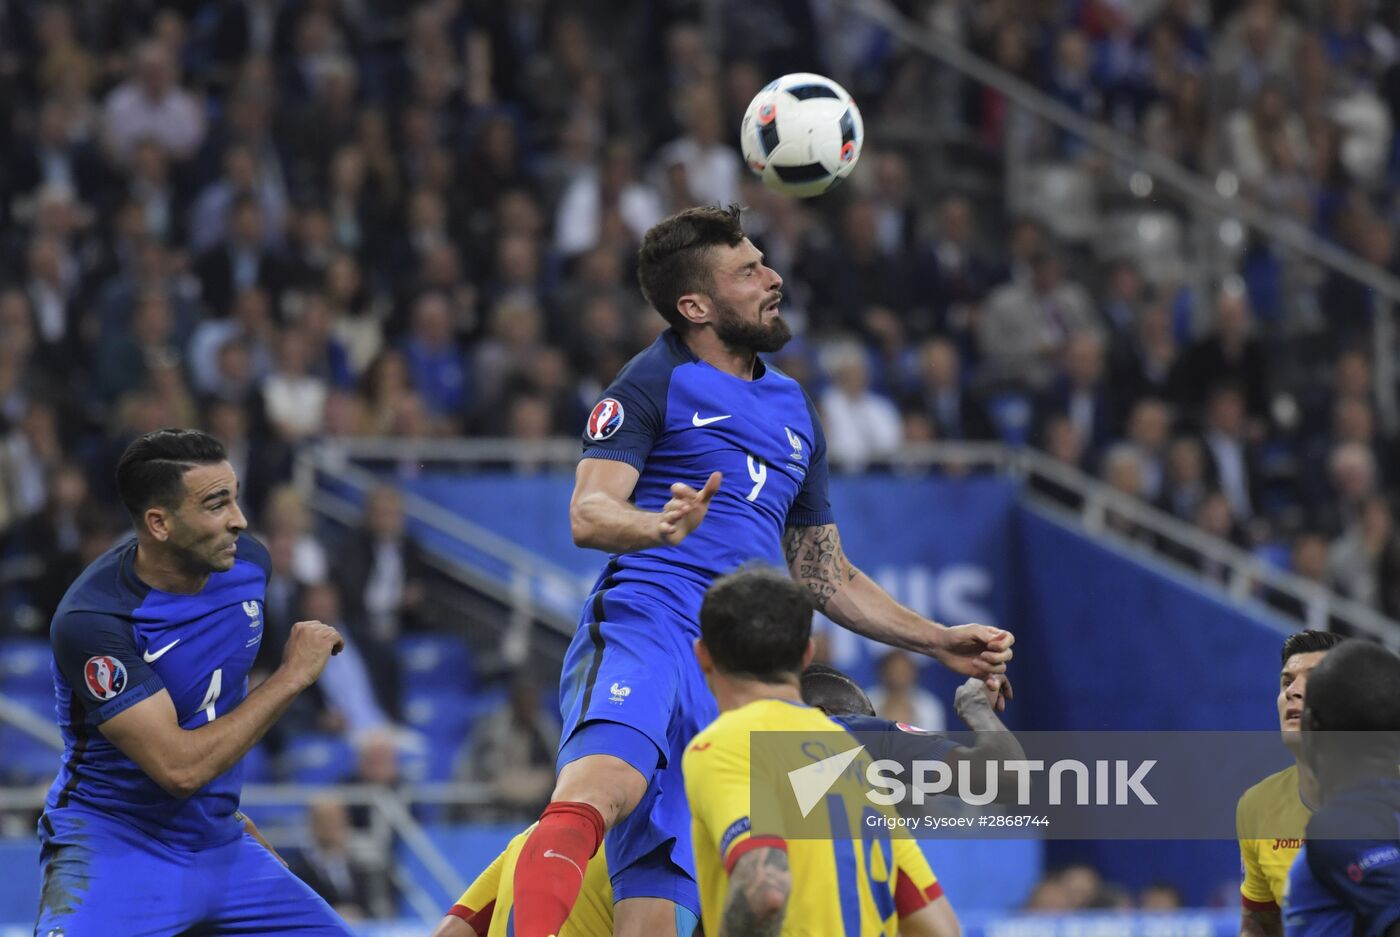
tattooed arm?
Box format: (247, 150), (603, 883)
(781, 523), (1014, 683)
(722, 847), (791, 937)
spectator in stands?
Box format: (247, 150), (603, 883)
(100, 40), (206, 163)
(914, 194), (998, 341)
(1200, 383), (1259, 525)
(1170, 280), (1270, 424)
(401, 291), (469, 427)
(1031, 411), (1089, 509)
(979, 250), (1101, 392)
(1329, 495), (1400, 618)
(1037, 332), (1116, 458)
(1126, 398), (1172, 502)
(261, 325), (329, 443)
(866, 651), (946, 732)
(1101, 443), (1151, 545)
(903, 337), (996, 442)
(1140, 883), (1184, 911)
(194, 196), (289, 318)
(819, 340), (903, 471)
(1158, 434), (1209, 522)
(287, 796), (380, 921)
(332, 485), (428, 698)
(456, 676), (561, 824)
(0, 462), (94, 634)
(301, 581), (396, 733)
(1320, 441), (1379, 536)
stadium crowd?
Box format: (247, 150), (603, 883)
(1, 0), (1399, 916)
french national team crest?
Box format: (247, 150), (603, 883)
(587, 398), (625, 441)
(83, 656), (128, 702)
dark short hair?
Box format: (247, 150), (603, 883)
(1280, 630), (1347, 667)
(801, 664), (875, 717)
(700, 566), (812, 683)
(1305, 640), (1400, 731)
(636, 204), (747, 330)
(115, 428), (228, 522)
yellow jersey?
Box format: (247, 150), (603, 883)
(448, 824), (613, 936)
(682, 698), (944, 936)
(1236, 764), (1311, 911)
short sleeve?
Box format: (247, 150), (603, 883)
(51, 610), (164, 725)
(1237, 795), (1277, 910)
(448, 841), (509, 931)
(580, 364), (668, 472)
(684, 732), (786, 875)
(786, 389), (834, 527)
(892, 838), (944, 916)
(1305, 834), (1400, 937)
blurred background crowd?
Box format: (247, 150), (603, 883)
(2, 0), (1400, 917)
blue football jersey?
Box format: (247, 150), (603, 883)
(42, 535), (272, 849)
(580, 329), (834, 620)
(1284, 778), (1400, 937)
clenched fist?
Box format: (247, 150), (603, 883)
(279, 620), (344, 690)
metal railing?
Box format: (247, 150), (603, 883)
(0, 782), (497, 925)
(302, 435), (1399, 647)
(842, 0), (1400, 430)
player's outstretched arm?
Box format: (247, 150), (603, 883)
(99, 620), (343, 798)
(782, 523), (1013, 687)
(722, 847), (790, 937)
(571, 458), (721, 552)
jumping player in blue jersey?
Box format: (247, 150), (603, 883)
(35, 429), (351, 936)
(510, 205), (1015, 937)
(1284, 641), (1400, 937)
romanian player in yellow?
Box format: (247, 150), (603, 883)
(1237, 630), (1346, 937)
(431, 657), (963, 937)
(683, 566), (969, 937)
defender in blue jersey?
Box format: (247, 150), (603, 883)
(510, 205), (1015, 937)
(1284, 642), (1400, 937)
(35, 429), (349, 936)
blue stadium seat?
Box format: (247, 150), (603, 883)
(240, 743), (274, 783)
(397, 635), (474, 694)
(0, 639), (53, 694)
(0, 725), (60, 784)
(401, 687), (475, 745)
(282, 733), (357, 784)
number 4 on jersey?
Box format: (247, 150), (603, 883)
(199, 669), (223, 722)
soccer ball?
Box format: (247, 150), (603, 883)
(740, 72), (864, 198)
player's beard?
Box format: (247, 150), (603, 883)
(711, 294), (792, 354)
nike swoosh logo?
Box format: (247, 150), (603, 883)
(543, 849), (584, 880)
(142, 640), (180, 663)
(692, 412), (733, 427)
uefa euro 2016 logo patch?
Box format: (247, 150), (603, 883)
(587, 398), (625, 441)
(83, 656), (128, 701)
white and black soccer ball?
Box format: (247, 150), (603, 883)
(740, 72), (864, 198)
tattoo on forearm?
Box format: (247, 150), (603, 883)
(722, 848), (790, 937)
(782, 524), (858, 612)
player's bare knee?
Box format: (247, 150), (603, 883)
(551, 754), (647, 826)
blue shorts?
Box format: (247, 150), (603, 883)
(557, 588), (717, 917)
(35, 806), (353, 936)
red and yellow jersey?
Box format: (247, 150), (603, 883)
(682, 698), (944, 936)
(1236, 764), (1311, 911)
(447, 824), (613, 937)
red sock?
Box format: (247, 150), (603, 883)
(512, 801), (606, 937)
